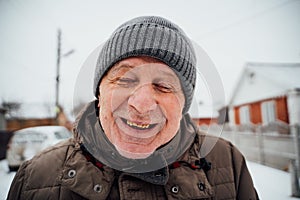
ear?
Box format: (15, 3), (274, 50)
(97, 94), (101, 108)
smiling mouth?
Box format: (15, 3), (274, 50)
(121, 118), (157, 130)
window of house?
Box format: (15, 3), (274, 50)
(239, 105), (251, 124)
(261, 100), (276, 125)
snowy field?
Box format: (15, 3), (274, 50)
(0, 159), (299, 199)
(247, 161), (299, 199)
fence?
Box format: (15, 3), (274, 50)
(221, 129), (296, 170)
(200, 123), (300, 197)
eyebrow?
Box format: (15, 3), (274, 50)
(159, 69), (178, 79)
(109, 62), (179, 82)
(109, 63), (135, 76)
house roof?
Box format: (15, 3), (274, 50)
(229, 62), (300, 106)
(188, 100), (219, 118)
(6, 102), (56, 119)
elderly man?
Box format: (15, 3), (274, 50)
(8, 16), (258, 199)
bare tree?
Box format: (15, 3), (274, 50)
(2, 101), (21, 119)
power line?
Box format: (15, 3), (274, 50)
(199, 0), (298, 39)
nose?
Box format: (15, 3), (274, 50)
(128, 84), (157, 114)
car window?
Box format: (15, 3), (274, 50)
(30, 132), (47, 143)
(12, 131), (46, 144)
(12, 133), (28, 145)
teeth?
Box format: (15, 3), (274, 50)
(127, 120), (150, 129)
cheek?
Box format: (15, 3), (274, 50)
(99, 98), (118, 145)
(163, 94), (184, 120)
(159, 95), (184, 140)
(99, 91), (110, 116)
(99, 98), (110, 130)
(167, 110), (182, 134)
(110, 88), (131, 111)
(99, 85), (126, 118)
(98, 88), (114, 132)
(98, 87), (129, 141)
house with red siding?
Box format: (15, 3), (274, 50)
(228, 62), (300, 132)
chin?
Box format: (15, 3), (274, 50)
(116, 146), (154, 159)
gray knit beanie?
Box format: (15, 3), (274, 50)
(94, 16), (196, 113)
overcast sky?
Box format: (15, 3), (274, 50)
(0, 0), (299, 116)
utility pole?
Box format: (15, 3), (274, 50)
(55, 29), (74, 117)
(55, 29), (61, 112)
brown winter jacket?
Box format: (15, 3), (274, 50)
(7, 102), (258, 200)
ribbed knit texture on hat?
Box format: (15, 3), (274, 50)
(94, 16), (196, 113)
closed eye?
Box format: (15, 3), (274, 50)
(153, 83), (173, 93)
(117, 78), (138, 87)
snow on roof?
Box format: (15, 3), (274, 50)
(229, 62), (300, 106)
(7, 102), (56, 119)
(188, 68), (222, 118)
(188, 100), (219, 118)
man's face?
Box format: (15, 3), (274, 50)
(98, 56), (185, 159)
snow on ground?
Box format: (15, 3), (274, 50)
(0, 160), (15, 200)
(0, 159), (299, 199)
(247, 161), (299, 200)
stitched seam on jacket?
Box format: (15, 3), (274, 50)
(24, 185), (60, 192)
(19, 160), (30, 198)
(23, 140), (74, 193)
(230, 142), (238, 192)
(213, 181), (234, 187)
(32, 139), (74, 160)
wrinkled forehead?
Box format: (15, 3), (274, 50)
(105, 56), (181, 83)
